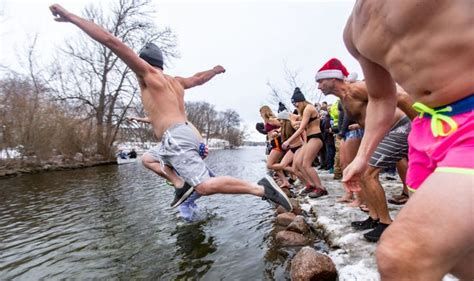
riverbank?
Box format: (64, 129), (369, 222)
(300, 170), (458, 281)
(0, 159), (116, 178)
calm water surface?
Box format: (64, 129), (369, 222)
(0, 147), (317, 280)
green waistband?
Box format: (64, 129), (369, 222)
(413, 102), (458, 137)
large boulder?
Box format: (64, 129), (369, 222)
(276, 212), (296, 226)
(287, 215), (310, 235)
(291, 246), (337, 281)
(275, 230), (308, 246)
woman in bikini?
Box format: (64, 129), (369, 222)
(259, 106), (286, 184)
(268, 110), (304, 188)
(282, 88), (328, 198)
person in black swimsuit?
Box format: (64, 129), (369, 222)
(282, 88), (328, 198)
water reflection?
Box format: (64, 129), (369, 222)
(173, 221), (217, 279)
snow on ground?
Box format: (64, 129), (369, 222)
(304, 169), (459, 281)
(0, 148), (21, 159)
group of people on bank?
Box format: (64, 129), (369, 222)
(258, 58), (416, 243)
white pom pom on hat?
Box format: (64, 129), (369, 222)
(346, 72), (358, 83)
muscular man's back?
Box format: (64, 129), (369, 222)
(347, 0), (474, 107)
(140, 73), (187, 139)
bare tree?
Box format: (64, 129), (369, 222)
(49, 0), (179, 159)
(266, 61), (321, 109)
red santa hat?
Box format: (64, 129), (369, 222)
(315, 58), (357, 82)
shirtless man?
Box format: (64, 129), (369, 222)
(49, 4), (292, 212)
(316, 58), (415, 242)
(343, 1), (473, 279)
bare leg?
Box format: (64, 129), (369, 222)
(344, 137), (362, 203)
(396, 158), (409, 195)
(266, 149), (286, 186)
(141, 153), (184, 187)
(266, 149), (283, 170)
(361, 166), (392, 224)
(270, 151), (294, 187)
(337, 139), (353, 201)
(194, 176), (264, 196)
(377, 172), (474, 280)
(300, 138), (324, 189)
(292, 146), (311, 185)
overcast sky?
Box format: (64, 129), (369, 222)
(0, 0), (361, 141)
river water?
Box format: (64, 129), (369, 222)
(0, 147), (322, 280)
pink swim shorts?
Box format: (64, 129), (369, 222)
(406, 97), (474, 191)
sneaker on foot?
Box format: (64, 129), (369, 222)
(351, 216), (379, 231)
(364, 223), (390, 242)
(308, 187), (328, 198)
(299, 185), (316, 196)
(388, 192), (409, 205)
(258, 175), (293, 212)
(170, 182), (194, 208)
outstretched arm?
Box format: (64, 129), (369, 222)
(49, 4), (154, 79)
(175, 65), (225, 90)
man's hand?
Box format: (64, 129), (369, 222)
(50, 4), (72, 22)
(341, 156), (367, 192)
(282, 140), (290, 150)
(348, 124), (361, 131)
(213, 65), (225, 74)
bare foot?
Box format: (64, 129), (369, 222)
(348, 200), (362, 207)
(359, 204), (370, 212)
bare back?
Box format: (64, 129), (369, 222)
(346, 0), (474, 107)
(139, 72), (187, 139)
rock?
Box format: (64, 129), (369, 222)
(73, 153), (84, 162)
(291, 246), (337, 281)
(93, 154), (104, 161)
(275, 230), (308, 246)
(276, 205), (287, 214)
(287, 215), (310, 235)
(50, 155), (64, 165)
(276, 212), (296, 226)
(290, 198), (303, 215)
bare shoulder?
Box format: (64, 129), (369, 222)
(140, 69), (168, 89)
(351, 81), (368, 96)
(304, 104), (317, 116)
(345, 81), (364, 99)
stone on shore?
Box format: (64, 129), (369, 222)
(291, 246), (337, 281)
(275, 230), (308, 246)
(276, 212), (296, 226)
(287, 215), (309, 235)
